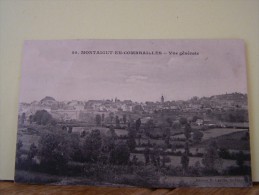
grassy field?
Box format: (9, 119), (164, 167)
(201, 128), (247, 140)
(115, 129), (128, 136)
(197, 131), (250, 150)
(134, 138), (166, 146)
(171, 128), (247, 140)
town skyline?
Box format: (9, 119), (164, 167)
(19, 91), (247, 104)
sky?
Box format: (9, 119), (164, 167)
(19, 39), (248, 103)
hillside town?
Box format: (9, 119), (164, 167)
(19, 92), (248, 128)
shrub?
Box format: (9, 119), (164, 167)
(38, 133), (69, 174)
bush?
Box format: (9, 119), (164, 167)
(38, 133), (69, 174)
(110, 142), (130, 165)
(33, 110), (54, 125)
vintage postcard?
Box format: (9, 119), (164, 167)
(15, 39), (252, 187)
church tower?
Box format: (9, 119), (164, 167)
(161, 95), (164, 104)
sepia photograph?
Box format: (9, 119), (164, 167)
(15, 39), (252, 187)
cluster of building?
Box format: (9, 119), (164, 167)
(19, 96), (135, 122)
(18, 92), (247, 123)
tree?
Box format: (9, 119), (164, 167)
(181, 153), (189, 175)
(202, 140), (222, 172)
(144, 147), (150, 165)
(145, 119), (155, 136)
(127, 124), (136, 152)
(136, 118), (141, 132)
(194, 161), (202, 176)
(115, 115), (120, 128)
(184, 141), (190, 156)
(29, 115), (33, 124)
(161, 146), (168, 167)
(172, 122), (181, 129)
(101, 132), (116, 155)
(150, 146), (160, 167)
(164, 128), (171, 147)
(109, 112), (114, 123)
(67, 134), (83, 162)
(83, 129), (102, 163)
(137, 134), (142, 146)
(68, 126), (72, 133)
(123, 114), (127, 124)
(95, 114), (101, 126)
(183, 124), (191, 157)
(181, 123), (191, 174)
(110, 142), (130, 165)
(27, 143), (38, 161)
(109, 125), (116, 139)
(33, 110), (53, 125)
(166, 118), (173, 127)
(81, 130), (86, 138)
(38, 133), (69, 174)
(127, 133), (136, 152)
(184, 124), (191, 140)
(193, 130), (203, 143)
(101, 113), (105, 122)
(179, 117), (188, 126)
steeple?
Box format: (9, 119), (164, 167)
(161, 95), (164, 104)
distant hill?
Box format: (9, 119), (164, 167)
(211, 92), (247, 101)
